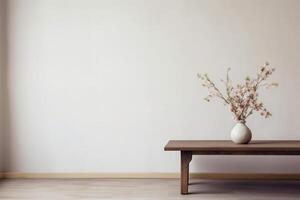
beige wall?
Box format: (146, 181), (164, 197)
(0, 0), (7, 172)
(4, 0), (300, 173)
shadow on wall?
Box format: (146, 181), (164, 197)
(0, 0), (11, 173)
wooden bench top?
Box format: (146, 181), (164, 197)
(164, 140), (300, 155)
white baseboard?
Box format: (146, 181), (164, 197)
(1, 172), (300, 180)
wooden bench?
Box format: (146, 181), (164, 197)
(164, 140), (300, 194)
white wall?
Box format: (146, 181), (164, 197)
(5, 0), (300, 173)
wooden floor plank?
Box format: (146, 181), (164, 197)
(0, 179), (300, 199)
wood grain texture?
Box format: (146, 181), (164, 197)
(180, 151), (192, 194)
(164, 140), (300, 155)
(165, 140), (300, 194)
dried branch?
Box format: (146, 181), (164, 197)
(198, 62), (278, 122)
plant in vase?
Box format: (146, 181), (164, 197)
(198, 62), (278, 144)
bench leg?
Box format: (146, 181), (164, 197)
(181, 151), (192, 195)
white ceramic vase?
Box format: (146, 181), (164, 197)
(230, 122), (252, 144)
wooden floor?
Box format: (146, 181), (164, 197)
(0, 179), (300, 199)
